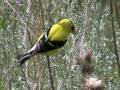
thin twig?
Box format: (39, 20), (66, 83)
(10, 19), (31, 90)
(47, 56), (55, 90)
(115, 1), (120, 30)
(39, 0), (45, 32)
(20, 66), (31, 90)
(39, 0), (55, 89)
(110, 0), (120, 77)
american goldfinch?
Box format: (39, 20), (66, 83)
(18, 19), (74, 65)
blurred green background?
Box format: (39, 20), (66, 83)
(0, 0), (120, 90)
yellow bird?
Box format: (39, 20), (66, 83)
(18, 19), (74, 65)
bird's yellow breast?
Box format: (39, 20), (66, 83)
(48, 24), (71, 41)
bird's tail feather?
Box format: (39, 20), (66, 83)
(18, 52), (33, 66)
(17, 43), (40, 66)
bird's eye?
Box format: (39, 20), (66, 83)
(72, 25), (74, 30)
